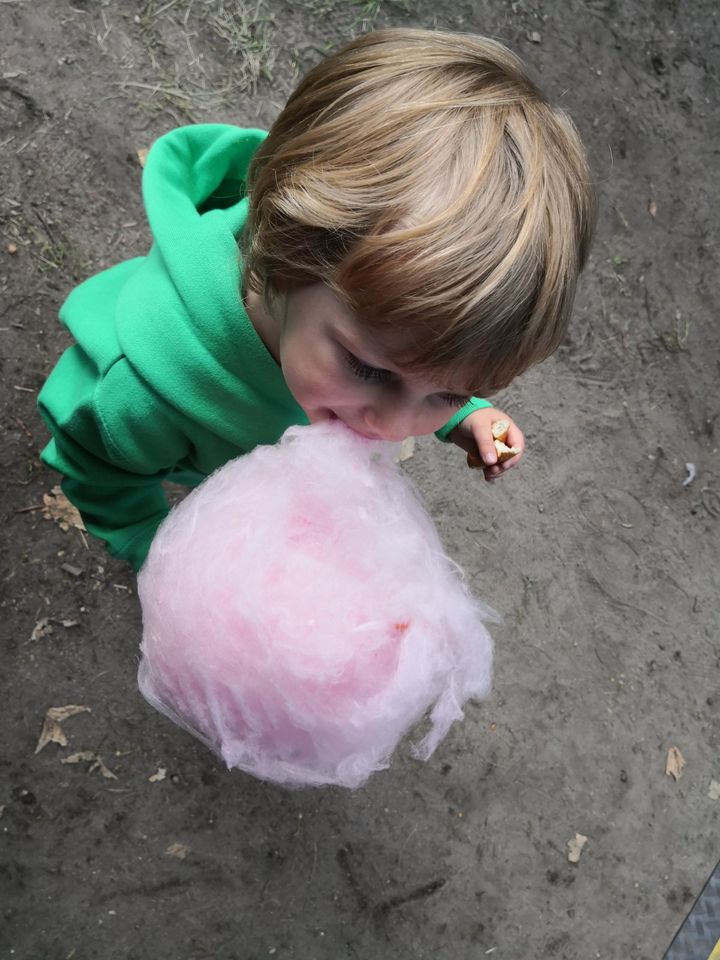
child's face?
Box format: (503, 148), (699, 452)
(277, 285), (472, 441)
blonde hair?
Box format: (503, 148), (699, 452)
(245, 28), (596, 393)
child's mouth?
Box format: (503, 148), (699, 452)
(327, 411), (381, 441)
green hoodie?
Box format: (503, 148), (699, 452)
(38, 124), (489, 571)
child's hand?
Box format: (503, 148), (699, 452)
(449, 407), (525, 481)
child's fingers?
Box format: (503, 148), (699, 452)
(505, 422), (525, 452)
(467, 448), (496, 470)
(468, 449), (520, 477)
(465, 418), (523, 476)
(499, 450), (522, 470)
(476, 436), (499, 467)
(467, 452), (503, 480)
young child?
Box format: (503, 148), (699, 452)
(38, 28), (595, 572)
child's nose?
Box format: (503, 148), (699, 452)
(363, 404), (416, 442)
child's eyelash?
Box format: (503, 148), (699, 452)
(344, 350), (468, 407)
(438, 394), (470, 408)
(344, 350), (391, 382)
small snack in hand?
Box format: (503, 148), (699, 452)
(490, 419), (522, 463)
(468, 419), (522, 469)
(490, 419), (510, 442)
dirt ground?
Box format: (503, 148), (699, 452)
(1, 1), (719, 958)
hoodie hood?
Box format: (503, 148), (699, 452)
(116, 124), (305, 441)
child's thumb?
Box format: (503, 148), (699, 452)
(467, 445), (496, 470)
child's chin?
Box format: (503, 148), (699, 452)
(307, 408), (338, 424)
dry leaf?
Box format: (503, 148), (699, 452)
(136, 147), (149, 167)
(148, 767), (167, 783)
(62, 751), (118, 780)
(665, 745), (686, 781)
(35, 721), (71, 753)
(166, 842), (190, 859)
(35, 704), (91, 753)
(648, 198), (657, 218)
(567, 833), (588, 864)
(708, 780), (720, 801)
(48, 704), (90, 722)
(28, 617), (79, 642)
(42, 486), (85, 532)
(35, 720), (72, 753)
(93, 755), (117, 780)
(395, 436), (416, 463)
(29, 617), (54, 642)
(62, 750), (96, 764)
(93, 756), (118, 779)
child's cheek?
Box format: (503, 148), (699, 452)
(422, 410), (458, 436)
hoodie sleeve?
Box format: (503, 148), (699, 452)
(37, 125), (277, 572)
(435, 397), (493, 441)
(38, 341), (191, 571)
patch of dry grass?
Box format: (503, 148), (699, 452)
(116, 0), (277, 120)
(206, 0), (276, 87)
(105, 0), (410, 121)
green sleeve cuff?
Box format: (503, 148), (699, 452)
(97, 512), (168, 572)
(57, 474), (169, 572)
(435, 397), (492, 442)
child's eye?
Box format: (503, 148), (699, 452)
(343, 350), (468, 407)
(344, 350), (392, 382)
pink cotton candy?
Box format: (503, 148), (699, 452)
(137, 421), (495, 789)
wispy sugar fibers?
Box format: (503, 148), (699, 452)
(138, 421), (496, 788)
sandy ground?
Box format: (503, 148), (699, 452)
(1, 1), (719, 958)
